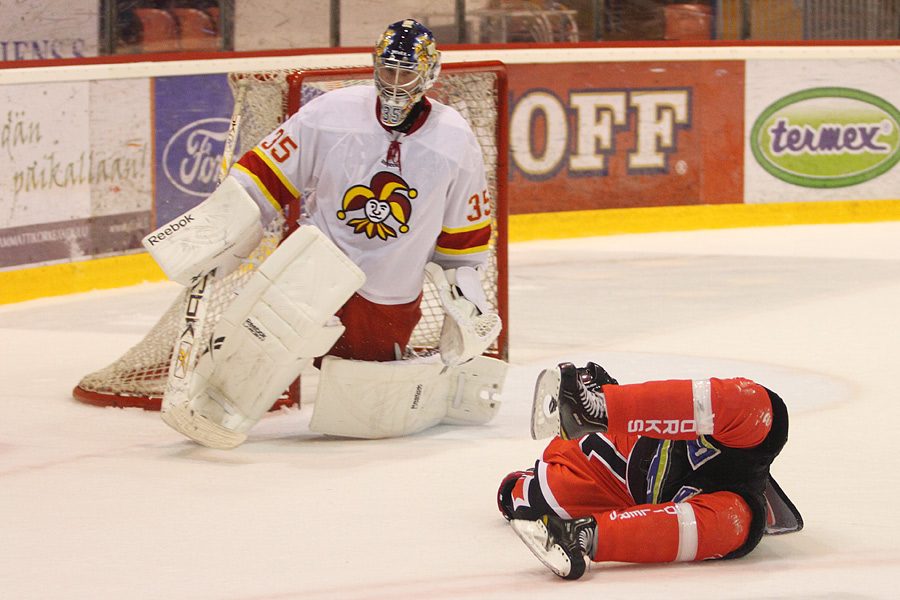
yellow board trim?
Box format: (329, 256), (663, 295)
(3, 200), (898, 306)
(1, 253), (166, 305)
(509, 199), (900, 243)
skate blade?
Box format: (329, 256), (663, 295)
(531, 368), (561, 440)
(510, 519), (572, 578)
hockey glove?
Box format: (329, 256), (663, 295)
(424, 263), (501, 366)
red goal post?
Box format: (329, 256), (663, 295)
(72, 60), (508, 411)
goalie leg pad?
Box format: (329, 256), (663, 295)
(309, 354), (509, 438)
(142, 176), (264, 286)
(310, 356), (450, 439)
(163, 227), (365, 448)
(441, 355), (508, 426)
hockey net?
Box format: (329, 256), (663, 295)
(73, 60), (508, 410)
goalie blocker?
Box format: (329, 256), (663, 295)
(141, 176), (265, 286)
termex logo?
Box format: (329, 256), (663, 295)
(750, 87), (900, 188)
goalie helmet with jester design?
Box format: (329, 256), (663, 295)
(373, 19), (442, 127)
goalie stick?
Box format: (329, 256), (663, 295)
(220, 78), (250, 184)
(160, 78), (251, 416)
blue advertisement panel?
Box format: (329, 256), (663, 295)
(153, 73), (233, 227)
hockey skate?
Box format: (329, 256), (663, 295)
(510, 515), (597, 580)
(531, 362), (616, 440)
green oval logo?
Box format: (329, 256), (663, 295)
(750, 87), (900, 188)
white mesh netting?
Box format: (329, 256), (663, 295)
(74, 218), (286, 408)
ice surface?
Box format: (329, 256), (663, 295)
(1, 222), (898, 599)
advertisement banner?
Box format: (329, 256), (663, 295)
(0, 82), (90, 228)
(153, 73), (234, 227)
(506, 61), (744, 215)
(0, 79), (151, 270)
(745, 59), (900, 204)
(0, 0), (98, 60)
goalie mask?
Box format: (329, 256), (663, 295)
(373, 19), (441, 127)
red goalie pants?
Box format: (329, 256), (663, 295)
(325, 292), (423, 362)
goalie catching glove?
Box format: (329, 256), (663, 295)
(424, 262), (502, 366)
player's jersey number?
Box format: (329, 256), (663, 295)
(467, 190), (491, 221)
(261, 129), (297, 163)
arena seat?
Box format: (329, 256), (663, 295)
(664, 4), (713, 40)
(172, 7), (219, 52)
(133, 8), (181, 53)
(205, 6), (219, 33)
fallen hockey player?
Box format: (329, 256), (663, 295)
(497, 362), (802, 580)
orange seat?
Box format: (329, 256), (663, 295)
(171, 7), (219, 52)
(133, 8), (180, 53)
(205, 6), (219, 34)
(664, 4), (713, 40)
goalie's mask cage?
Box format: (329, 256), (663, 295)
(73, 60), (508, 411)
(373, 19), (441, 126)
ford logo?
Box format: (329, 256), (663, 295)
(750, 87), (900, 188)
(162, 117), (230, 196)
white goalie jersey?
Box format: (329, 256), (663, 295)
(230, 85), (493, 306)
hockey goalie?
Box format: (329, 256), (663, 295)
(140, 18), (506, 450)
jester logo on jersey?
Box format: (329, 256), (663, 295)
(337, 171), (416, 240)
